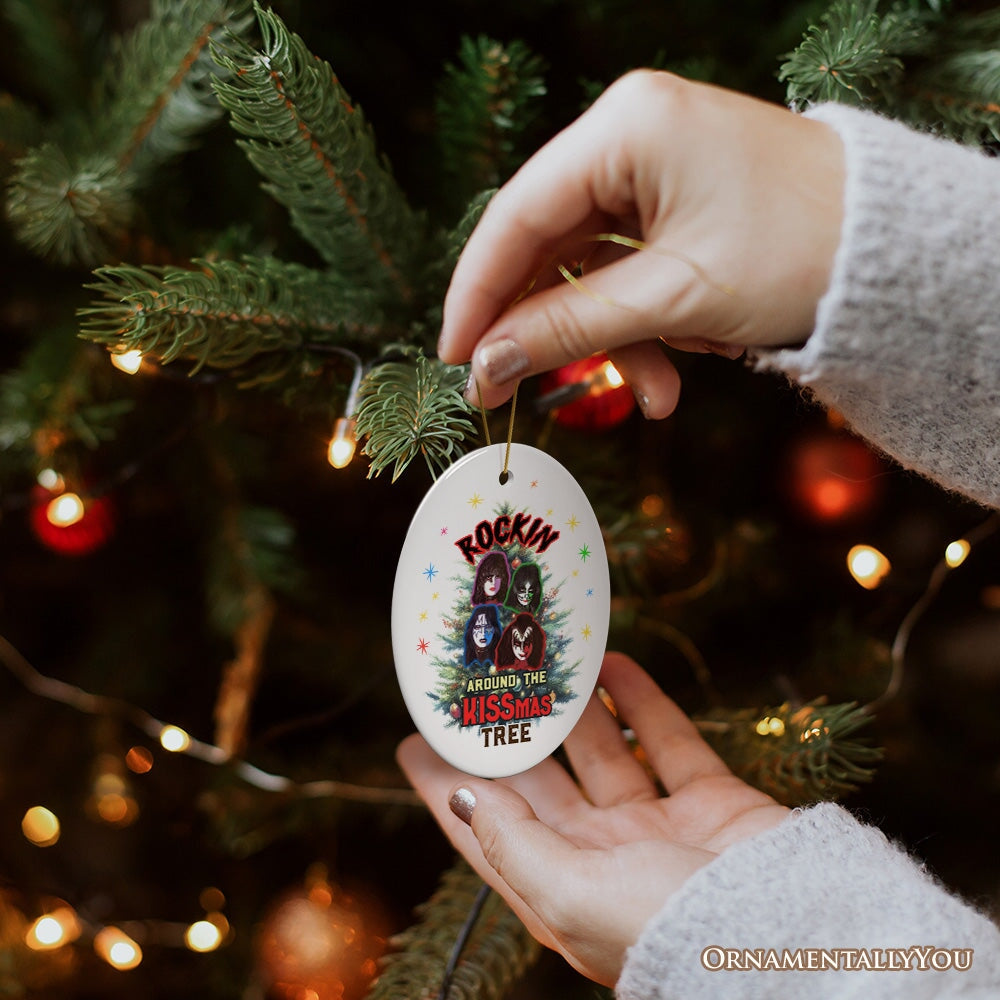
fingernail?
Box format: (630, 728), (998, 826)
(633, 389), (651, 419)
(449, 787), (476, 825)
(702, 340), (745, 360)
(477, 339), (530, 385)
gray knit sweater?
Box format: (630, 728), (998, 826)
(617, 104), (1000, 998)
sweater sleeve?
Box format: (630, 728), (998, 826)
(616, 803), (1000, 999)
(617, 107), (1000, 1000)
(752, 103), (1000, 509)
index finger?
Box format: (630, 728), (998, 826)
(599, 652), (731, 793)
(438, 81), (643, 364)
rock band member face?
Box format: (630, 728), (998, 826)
(472, 611), (495, 650)
(464, 604), (501, 667)
(496, 612), (546, 669)
(472, 551), (510, 606)
(506, 562), (542, 615)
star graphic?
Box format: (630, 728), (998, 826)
(578, 544), (591, 562)
(586, 588), (594, 597)
(530, 480), (539, 489)
(417, 638), (429, 654)
(468, 493), (484, 509)
(547, 508), (554, 516)
(418, 610), (428, 622)
(572, 569), (579, 578)
(581, 624), (593, 640)
(432, 592), (439, 601)
(440, 526), (448, 536)
(566, 514), (580, 531)
(423, 563), (438, 581)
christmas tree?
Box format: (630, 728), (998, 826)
(1, 1), (999, 996)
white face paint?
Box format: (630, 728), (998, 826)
(484, 573), (502, 597)
(516, 579), (535, 606)
(512, 626), (534, 662)
(472, 612), (495, 649)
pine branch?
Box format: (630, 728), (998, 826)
(78, 256), (389, 381)
(0, 329), (132, 473)
(354, 354), (477, 482)
(697, 700), (882, 807)
(211, 3), (421, 302)
(779, 0), (940, 110)
(4, 0), (254, 265)
(435, 36), (546, 215)
(368, 857), (540, 1000)
(899, 8), (1000, 143)
(204, 446), (293, 759)
(97, 0), (255, 176)
(6, 145), (135, 266)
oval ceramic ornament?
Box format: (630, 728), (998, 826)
(392, 443), (610, 778)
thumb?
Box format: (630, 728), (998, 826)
(449, 780), (587, 927)
(466, 246), (707, 410)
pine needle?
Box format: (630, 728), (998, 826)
(369, 857), (540, 1000)
(355, 354), (476, 482)
(697, 699), (882, 806)
(79, 256), (387, 380)
(211, 3), (421, 300)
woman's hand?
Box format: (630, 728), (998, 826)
(397, 652), (790, 986)
(438, 70), (844, 417)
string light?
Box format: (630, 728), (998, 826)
(598, 359), (624, 389)
(0, 632), (421, 805)
(45, 491), (84, 528)
(534, 354), (631, 414)
(36, 468), (63, 491)
(847, 544), (891, 590)
(110, 349), (143, 375)
(26, 908), (81, 950)
(327, 416), (357, 469)
(945, 538), (971, 568)
(323, 348), (363, 470)
(159, 725), (191, 752)
(94, 927), (143, 970)
(755, 716), (786, 737)
(22, 805), (60, 846)
(185, 919), (224, 953)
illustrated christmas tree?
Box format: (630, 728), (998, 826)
(1, 0), (999, 997)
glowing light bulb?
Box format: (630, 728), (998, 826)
(159, 725), (191, 752)
(327, 417), (357, 469)
(36, 468), (63, 491)
(847, 544), (891, 590)
(22, 806), (60, 847)
(26, 908), (80, 950)
(27, 916), (64, 949)
(110, 349), (143, 374)
(46, 492), (84, 528)
(94, 927), (142, 970)
(185, 919), (223, 952)
(755, 716), (786, 737)
(945, 539), (971, 568)
(599, 360), (625, 389)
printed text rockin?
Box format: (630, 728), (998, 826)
(455, 512), (560, 565)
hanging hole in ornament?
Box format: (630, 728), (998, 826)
(499, 470), (513, 486)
